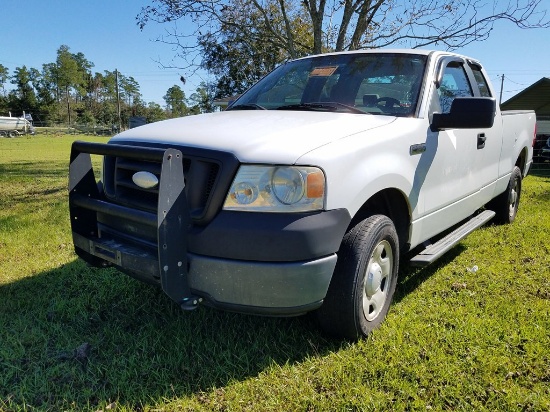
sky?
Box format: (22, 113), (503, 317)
(1, 0), (549, 107)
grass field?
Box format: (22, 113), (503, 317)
(1, 135), (549, 411)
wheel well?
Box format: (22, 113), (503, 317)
(349, 188), (411, 252)
(516, 147), (528, 175)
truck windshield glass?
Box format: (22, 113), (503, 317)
(229, 53), (427, 117)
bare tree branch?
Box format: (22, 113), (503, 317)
(137, 0), (550, 94)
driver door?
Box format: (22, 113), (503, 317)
(414, 59), (488, 240)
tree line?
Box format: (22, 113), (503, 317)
(2, 0), (547, 130)
(0, 45), (215, 129)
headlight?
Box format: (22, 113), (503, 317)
(223, 165), (326, 212)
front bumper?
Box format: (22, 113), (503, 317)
(189, 253), (338, 315)
(69, 141), (350, 315)
(72, 231), (338, 315)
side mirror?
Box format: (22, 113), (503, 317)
(431, 97), (496, 131)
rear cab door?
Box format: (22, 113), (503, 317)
(466, 61), (503, 203)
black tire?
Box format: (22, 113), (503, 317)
(316, 215), (399, 340)
(487, 166), (522, 225)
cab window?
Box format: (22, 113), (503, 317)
(438, 63), (473, 113)
(470, 64), (492, 97)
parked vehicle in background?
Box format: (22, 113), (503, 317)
(68, 49), (536, 339)
(533, 118), (550, 163)
(0, 115), (34, 137)
(541, 135), (550, 160)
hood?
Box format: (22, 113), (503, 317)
(112, 110), (396, 164)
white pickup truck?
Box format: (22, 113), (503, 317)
(69, 49), (535, 339)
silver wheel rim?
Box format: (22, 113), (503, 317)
(509, 178), (519, 218)
(363, 240), (393, 321)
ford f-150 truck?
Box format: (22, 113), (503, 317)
(69, 49), (535, 339)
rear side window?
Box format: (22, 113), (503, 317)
(438, 63), (473, 113)
(470, 65), (492, 97)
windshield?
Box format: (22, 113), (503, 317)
(229, 53), (427, 117)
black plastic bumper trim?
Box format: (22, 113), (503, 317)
(188, 209), (351, 262)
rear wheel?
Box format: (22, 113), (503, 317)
(317, 215), (399, 340)
(487, 166), (522, 225)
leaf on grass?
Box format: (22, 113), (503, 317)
(75, 342), (91, 363)
(506, 371), (522, 379)
(451, 282), (468, 291)
(95, 402), (116, 412)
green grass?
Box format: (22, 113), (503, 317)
(1, 135), (549, 411)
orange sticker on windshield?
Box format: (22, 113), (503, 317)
(310, 66), (338, 77)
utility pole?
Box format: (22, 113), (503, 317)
(67, 85), (71, 126)
(115, 69), (122, 132)
(499, 74), (505, 105)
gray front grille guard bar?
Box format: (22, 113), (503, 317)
(69, 141), (201, 310)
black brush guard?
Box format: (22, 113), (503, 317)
(69, 141), (201, 310)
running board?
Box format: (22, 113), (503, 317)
(409, 210), (495, 267)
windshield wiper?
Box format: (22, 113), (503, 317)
(329, 102), (371, 114)
(276, 102), (368, 114)
(277, 102), (370, 114)
(227, 103), (267, 111)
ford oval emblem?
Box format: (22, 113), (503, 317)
(132, 171), (159, 189)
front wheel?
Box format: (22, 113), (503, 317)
(487, 166), (522, 225)
(316, 215), (399, 340)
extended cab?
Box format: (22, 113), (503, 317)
(69, 50), (535, 339)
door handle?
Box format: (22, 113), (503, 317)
(477, 133), (486, 149)
(409, 143), (426, 155)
